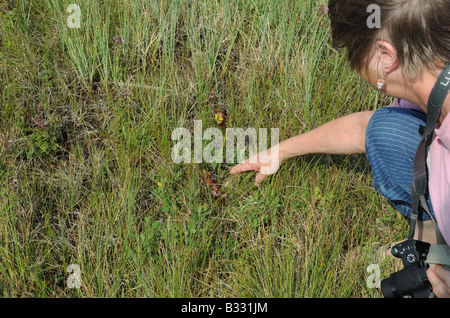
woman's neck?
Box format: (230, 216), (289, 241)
(409, 69), (450, 126)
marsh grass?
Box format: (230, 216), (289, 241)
(0, 0), (408, 297)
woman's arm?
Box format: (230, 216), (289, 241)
(230, 111), (374, 185)
(280, 110), (374, 159)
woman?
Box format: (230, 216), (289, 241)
(230, 0), (450, 297)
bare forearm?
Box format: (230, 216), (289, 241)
(280, 111), (374, 159)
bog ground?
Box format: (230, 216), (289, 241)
(0, 0), (407, 297)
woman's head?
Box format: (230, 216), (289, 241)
(328, 0), (450, 82)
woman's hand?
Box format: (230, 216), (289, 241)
(230, 145), (284, 186)
(427, 264), (450, 298)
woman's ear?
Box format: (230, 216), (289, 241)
(376, 40), (399, 74)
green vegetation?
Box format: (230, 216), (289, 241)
(0, 0), (407, 297)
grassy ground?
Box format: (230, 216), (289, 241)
(0, 0), (409, 297)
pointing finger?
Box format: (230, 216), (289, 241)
(230, 161), (260, 174)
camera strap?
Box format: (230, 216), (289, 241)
(409, 63), (450, 245)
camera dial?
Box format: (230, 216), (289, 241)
(406, 253), (416, 263)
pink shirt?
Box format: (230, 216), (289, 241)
(392, 99), (450, 245)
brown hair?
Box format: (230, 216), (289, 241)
(328, 0), (450, 79)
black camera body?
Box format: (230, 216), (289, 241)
(381, 239), (433, 298)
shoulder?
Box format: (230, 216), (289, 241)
(389, 98), (424, 113)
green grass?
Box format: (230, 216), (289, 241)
(0, 0), (409, 297)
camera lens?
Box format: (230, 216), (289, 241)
(381, 265), (431, 298)
(381, 277), (397, 298)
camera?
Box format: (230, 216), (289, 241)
(381, 239), (433, 298)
